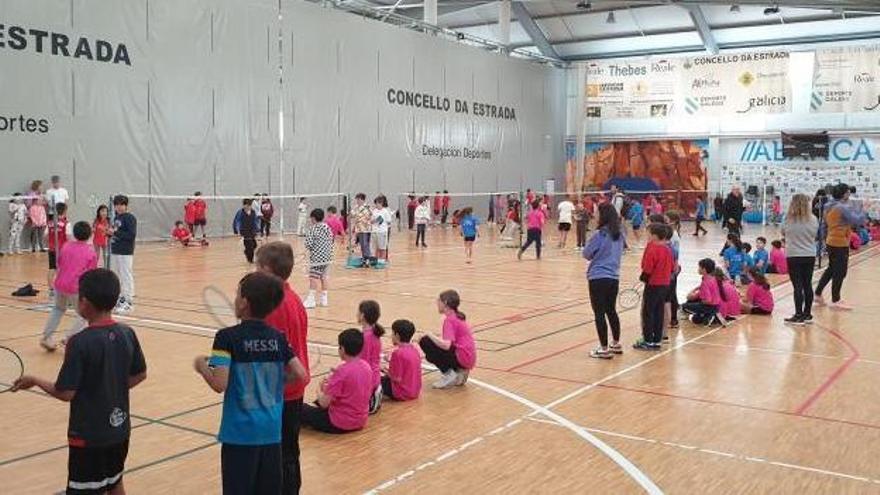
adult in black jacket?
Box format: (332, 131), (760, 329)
(722, 186), (744, 233)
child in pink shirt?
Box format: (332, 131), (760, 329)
(849, 228), (862, 251)
(381, 320), (422, 401)
(326, 206), (345, 242)
(40, 221), (98, 351)
(419, 290), (476, 389)
(715, 269), (742, 319)
(358, 300), (384, 414)
(742, 269), (774, 315)
(301, 329), (373, 433)
(682, 258), (723, 325)
(767, 240), (788, 274)
(518, 200), (546, 260)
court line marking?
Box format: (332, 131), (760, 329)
(366, 323), (733, 494)
(524, 416), (880, 485)
(691, 341), (880, 366)
(469, 377), (663, 495)
(794, 324), (861, 415)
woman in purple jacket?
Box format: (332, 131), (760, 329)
(583, 204), (626, 359)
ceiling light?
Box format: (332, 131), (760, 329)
(729, 4), (741, 13)
(763, 4), (780, 15)
(606, 11), (616, 24)
(576, 1), (592, 9)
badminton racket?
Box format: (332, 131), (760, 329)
(0, 346), (24, 393)
(617, 281), (643, 310)
(202, 285), (239, 329)
(202, 284), (328, 372)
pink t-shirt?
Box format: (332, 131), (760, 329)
(326, 215), (345, 237)
(442, 313), (476, 369)
(719, 281), (741, 318)
(526, 209), (546, 230)
(388, 343), (422, 401)
(359, 327), (382, 389)
(326, 358), (372, 431)
(746, 283), (774, 313)
(54, 241), (98, 295)
(697, 275), (722, 306)
(769, 249), (788, 274)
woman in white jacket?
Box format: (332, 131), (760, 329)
(414, 197), (431, 248)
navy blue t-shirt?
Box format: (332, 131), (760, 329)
(111, 212), (137, 255)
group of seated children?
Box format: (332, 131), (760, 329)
(684, 233), (783, 326)
(850, 220), (877, 251)
(721, 234), (788, 286)
(682, 258), (774, 326)
(300, 288), (475, 435)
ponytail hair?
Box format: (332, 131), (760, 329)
(358, 300), (385, 337)
(749, 268), (770, 291)
(727, 233), (743, 252)
(713, 268), (728, 301)
(439, 289), (466, 321)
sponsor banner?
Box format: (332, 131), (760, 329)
(679, 50), (790, 116)
(584, 50), (791, 118)
(722, 136), (879, 165)
(812, 45), (880, 113)
(584, 58), (679, 119)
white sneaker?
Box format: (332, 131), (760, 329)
(319, 293), (328, 307)
(368, 385), (383, 414)
(114, 300), (133, 315)
(40, 336), (57, 352)
(454, 369), (470, 386)
(303, 295), (316, 309)
(432, 370), (458, 389)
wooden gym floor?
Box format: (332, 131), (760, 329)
(1, 222), (880, 494)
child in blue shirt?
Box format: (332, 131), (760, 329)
(459, 207), (480, 264)
(629, 201), (644, 243)
(753, 237), (770, 274)
(858, 225), (870, 246)
(194, 272), (307, 495)
(741, 242), (755, 285)
(693, 197), (708, 236)
(721, 234), (747, 285)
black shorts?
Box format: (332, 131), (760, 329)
(48, 251), (57, 270)
(558, 222), (571, 232)
(632, 224), (642, 231)
(221, 443), (282, 495)
(463, 236), (476, 242)
(381, 375), (398, 400)
(67, 439), (129, 494)
(194, 218), (207, 226)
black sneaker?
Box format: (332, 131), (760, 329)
(802, 314), (814, 324)
(784, 315), (805, 326)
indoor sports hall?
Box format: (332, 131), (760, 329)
(2, 1), (880, 494)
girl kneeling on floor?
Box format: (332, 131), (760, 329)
(419, 290), (476, 389)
